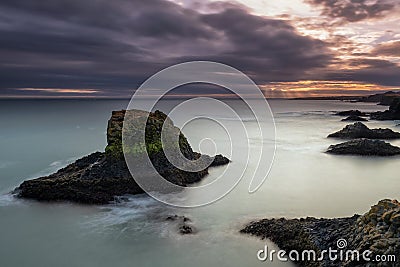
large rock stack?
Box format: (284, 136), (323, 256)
(15, 110), (229, 204)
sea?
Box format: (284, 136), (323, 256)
(0, 99), (399, 267)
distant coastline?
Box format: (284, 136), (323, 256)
(291, 90), (400, 106)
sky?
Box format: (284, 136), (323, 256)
(0, 0), (400, 98)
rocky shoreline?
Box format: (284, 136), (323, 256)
(241, 200), (400, 267)
(14, 109), (229, 204)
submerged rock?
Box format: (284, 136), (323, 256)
(341, 115), (368, 122)
(15, 110), (229, 204)
(328, 122), (400, 139)
(165, 215), (196, 235)
(241, 199), (400, 267)
(334, 110), (367, 117)
(326, 139), (400, 156)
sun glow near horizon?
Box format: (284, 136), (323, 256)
(261, 80), (400, 98)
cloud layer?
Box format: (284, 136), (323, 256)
(0, 0), (399, 97)
(305, 0), (396, 22)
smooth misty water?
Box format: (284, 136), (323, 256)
(1, 99), (399, 267)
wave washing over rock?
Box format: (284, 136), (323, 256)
(14, 110), (229, 204)
(241, 199), (400, 267)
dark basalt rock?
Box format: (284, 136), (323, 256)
(241, 199), (400, 267)
(371, 98), (400, 120)
(334, 110), (367, 117)
(326, 139), (400, 156)
(341, 115), (368, 122)
(15, 110), (230, 204)
(328, 122), (400, 139)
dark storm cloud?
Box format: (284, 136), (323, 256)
(326, 58), (400, 86)
(305, 0), (396, 22)
(0, 0), (396, 97)
(199, 7), (332, 82)
(0, 0), (336, 97)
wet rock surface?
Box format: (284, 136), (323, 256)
(15, 110), (229, 204)
(241, 199), (400, 267)
(328, 122), (400, 140)
(326, 139), (400, 156)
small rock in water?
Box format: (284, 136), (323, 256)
(179, 225), (194, 235)
(328, 122), (400, 139)
(165, 215), (196, 235)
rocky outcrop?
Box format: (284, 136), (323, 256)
(371, 98), (400, 120)
(341, 115), (368, 122)
(15, 110), (229, 204)
(359, 91), (400, 106)
(241, 199), (400, 267)
(326, 139), (400, 156)
(328, 122), (400, 139)
(334, 110), (367, 117)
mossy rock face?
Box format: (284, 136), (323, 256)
(16, 110), (230, 204)
(106, 110), (194, 161)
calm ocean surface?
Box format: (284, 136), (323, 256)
(0, 99), (399, 267)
